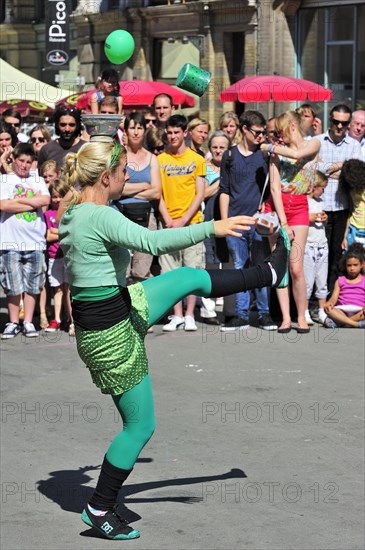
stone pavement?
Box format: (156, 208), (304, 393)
(1, 312), (364, 550)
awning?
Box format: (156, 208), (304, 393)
(0, 59), (70, 107)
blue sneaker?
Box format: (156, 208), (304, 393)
(1, 322), (21, 339)
(81, 506), (140, 540)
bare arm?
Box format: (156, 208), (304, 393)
(0, 199), (36, 213)
(122, 182), (150, 196)
(341, 216), (351, 250)
(269, 157), (295, 241)
(133, 155), (162, 201)
(117, 96), (123, 115)
(205, 179), (220, 199)
(0, 147), (13, 174)
(261, 139), (320, 160)
(90, 92), (99, 114)
(324, 280), (341, 310)
(158, 196), (174, 227)
(46, 227), (59, 242)
(16, 193), (50, 209)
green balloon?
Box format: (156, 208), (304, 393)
(104, 30), (135, 65)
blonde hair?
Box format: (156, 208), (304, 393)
(63, 141), (126, 207)
(187, 117), (211, 132)
(48, 178), (71, 199)
(39, 159), (61, 176)
(219, 111), (242, 144)
(276, 110), (304, 141)
(314, 170), (328, 188)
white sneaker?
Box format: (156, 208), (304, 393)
(184, 315), (197, 331)
(163, 315), (184, 332)
(304, 310), (314, 326)
(22, 322), (39, 338)
(318, 310), (327, 325)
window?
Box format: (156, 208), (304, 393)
(298, 4), (365, 118)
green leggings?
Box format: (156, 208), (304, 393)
(106, 268), (213, 469)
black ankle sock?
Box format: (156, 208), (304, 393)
(89, 456), (132, 511)
(207, 264), (272, 298)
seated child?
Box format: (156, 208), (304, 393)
(324, 242), (365, 328)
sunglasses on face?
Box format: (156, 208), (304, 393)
(248, 128), (267, 138)
(9, 122), (20, 128)
(153, 145), (165, 152)
(268, 130), (279, 137)
(30, 137), (46, 143)
(331, 118), (350, 127)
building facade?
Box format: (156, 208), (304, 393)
(1, 0), (364, 126)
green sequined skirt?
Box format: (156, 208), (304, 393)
(75, 283), (149, 395)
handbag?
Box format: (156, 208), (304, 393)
(253, 171), (280, 236)
(113, 201), (151, 228)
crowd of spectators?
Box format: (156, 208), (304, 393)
(0, 83), (364, 338)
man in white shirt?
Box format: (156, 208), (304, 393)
(317, 104), (362, 292)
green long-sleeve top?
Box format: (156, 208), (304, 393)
(59, 203), (215, 299)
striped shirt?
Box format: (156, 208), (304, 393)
(317, 132), (362, 211)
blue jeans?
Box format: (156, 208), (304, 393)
(226, 227), (270, 319)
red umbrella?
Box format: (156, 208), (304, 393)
(56, 80), (195, 111)
(0, 99), (54, 117)
(220, 75), (333, 103)
(55, 93), (85, 109)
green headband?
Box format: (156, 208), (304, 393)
(110, 142), (122, 169)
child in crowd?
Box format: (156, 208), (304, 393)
(39, 160), (61, 188)
(91, 69), (123, 115)
(38, 160), (61, 327)
(304, 171), (329, 325)
(324, 243), (365, 328)
(339, 159), (365, 248)
(44, 179), (74, 336)
(0, 143), (50, 339)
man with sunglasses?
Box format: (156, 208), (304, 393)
(37, 107), (86, 169)
(219, 110), (277, 331)
(317, 104), (362, 292)
(1, 108), (28, 143)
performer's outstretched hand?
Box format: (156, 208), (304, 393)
(214, 216), (256, 237)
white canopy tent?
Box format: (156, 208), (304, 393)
(0, 59), (71, 107)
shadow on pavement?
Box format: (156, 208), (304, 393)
(37, 463), (247, 538)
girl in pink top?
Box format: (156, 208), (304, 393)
(324, 243), (365, 328)
(44, 179), (74, 335)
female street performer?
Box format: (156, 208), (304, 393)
(59, 140), (290, 540)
